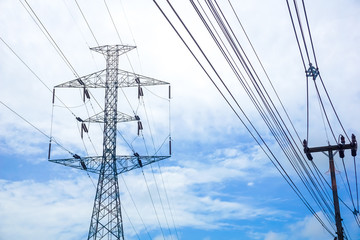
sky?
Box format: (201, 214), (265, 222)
(1, 0), (360, 240)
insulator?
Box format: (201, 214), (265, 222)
(341, 135), (345, 145)
(303, 139), (313, 160)
(77, 79), (85, 85)
(52, 89), (55, 104)
(83, 88), (85, 102)
(169, 139), (172, 155)
(137, 121), (143, 136)
(339, 149), (345, 158)
(169, 85), (171, 99)
(138, 158), (143, 168)
(303, 139), (308, 148)
(81, 126), (83, 139)
(76, 117), (83, 122)
(339, 135), (345, 158)
(84, 88), (90, 99)
(306, 152), (313, 161)
(352, 149), (357, 157)
(351, 134), (357, 157)
(48, 142), (52, 160)
(73, 154), (81, 159)
(80, 160), (87, 170)
(138, 86), (143, 98)
(134, 152), (140, 157)
(82, 123), (88, 133)
(135, 77), (140, 84)
(135, 115), (140, 120)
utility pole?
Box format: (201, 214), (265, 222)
(49, 44), (171, 239)
(303, 135), (357, 240)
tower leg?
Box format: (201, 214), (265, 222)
(88, 161), (124, 240)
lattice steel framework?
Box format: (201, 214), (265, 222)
(49, 45), (170, 240)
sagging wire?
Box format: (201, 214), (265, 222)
(0, 37), (91, 160)
(341, 157), (356, 213)
(152, 0), (337, 236)
(0, 100), (73, 158)
(121, 205), (141, 240)
(139, 131), (172, 240)
(15, 1), (106, 160)
(138, 87), (175, 239)
(228, 0), (303, 145)
(120, 173), (153, 240)
(203, 0), (336, 230)
(141, 169), (166, 240)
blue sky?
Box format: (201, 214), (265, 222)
(1, 0), (360, 239)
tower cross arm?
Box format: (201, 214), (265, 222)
(54, 69), (169, 89)
(117, 155), (171, 174)
(90, 44), (136, 55)
(83, 111), (136, 123)
(118, 69), (170, 87)
(49, 156), (103, 174)
(55, 70), (106, 88)
(307, 143), (353, 153)
(49, 155), (170, 175)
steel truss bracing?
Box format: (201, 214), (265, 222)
(49, 44), (170, 240)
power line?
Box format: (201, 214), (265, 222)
(152, 0), (343, 236)
(197, 1), (334, 228)
(20, 0), (79, 78)
(142, 169), (166, 240)
(0, 35), (104, 161)
(120, 173), (153, 240)
(0, 100), (73, 156)
(74, 0), (100, 46)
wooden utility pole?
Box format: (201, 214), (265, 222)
(303, 135), (357, 240)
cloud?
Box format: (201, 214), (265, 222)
(257, 212), (334, 240)
(116, 145), (295, 235)
(264, 231), (287, 240)
(1, 0), (360, 240)
(0, 178), (92, 239)
(0, 148), (290, 239)
(288, 212), (333, 240)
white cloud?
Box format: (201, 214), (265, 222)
(288, 212), (332, 240)
(1, 0), (360, 239)
(264, 231), (287, 240)
(0, 178), (93, 239)
(259, 212), (335, 240)
(0, 152), (290, 239)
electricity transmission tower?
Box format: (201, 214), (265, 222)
(49, 44), (170, 239)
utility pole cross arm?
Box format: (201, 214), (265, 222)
(302, 134), (357, 240)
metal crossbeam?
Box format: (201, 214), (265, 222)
(49, 155), (170, 174)
(55, 69), (169, 88)
(91, 45), (136, 56)
(83, 111), (136, 123)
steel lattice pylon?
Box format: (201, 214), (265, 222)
(49, 45), (170, 239)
